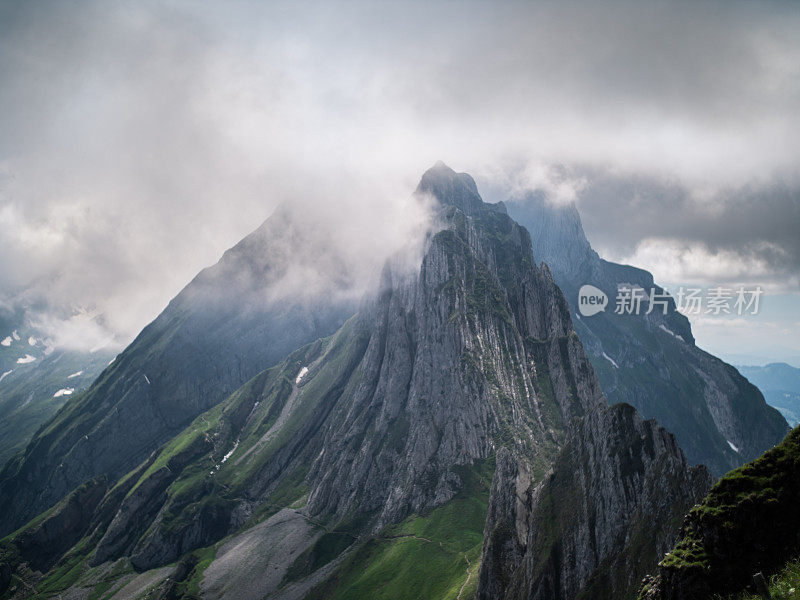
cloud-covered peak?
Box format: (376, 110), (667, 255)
(0, 0), (798, 351)
(416, 161), (484, 215)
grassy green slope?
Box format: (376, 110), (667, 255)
(723, 558), (800, 600)
(0, 344), (115, 466)
(0, 318), (368, 598)
(306, 458), (494, 600)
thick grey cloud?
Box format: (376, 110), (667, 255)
(556, 171), (800, 290)
(0, 0), (798, 348)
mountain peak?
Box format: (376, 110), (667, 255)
(416, 161), (484, 215)
(507, 190), (595, 281)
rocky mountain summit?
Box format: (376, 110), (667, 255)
(507, 193), (787, 475)
(1, 164), (713, 599)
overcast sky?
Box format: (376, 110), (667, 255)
(1, 0), (799, 363)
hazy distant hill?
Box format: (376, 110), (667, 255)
(738, 362), (800, 426)
(0, 307), (116, 465)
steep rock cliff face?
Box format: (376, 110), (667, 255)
(1, 476), (108, 576)
(303, 166), (605, 530)
(477, 403), (713, 600)
(0, 205), (355, 537)
(66, 163), (605, 576)
(508, 193), (787, 475)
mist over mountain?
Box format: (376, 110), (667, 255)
(0, 2), (798, 598)
(1, 0), (799, 364)
(0, 201), (370, 536)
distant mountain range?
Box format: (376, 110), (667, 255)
(738, 362), (800, 426)
(0, 306), (116, 465)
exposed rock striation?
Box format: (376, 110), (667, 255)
(74, 162), (606, 574)
(477, 403), (713, 600)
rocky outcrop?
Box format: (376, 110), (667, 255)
(1, 475), (107, 574)
(640, 425), (800, 600)
(130, 495), (235, 571)
(477, 403), (713, 600)
(475, 448), (532, 600)
(91, 467), (175, 566)
(91, 429), (213, 567)
(507, 192), (788, 475)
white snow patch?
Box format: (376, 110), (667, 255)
(221, 440), (240, 464)
(295, 366), (309, 384)
(68, 370), (84, 379)
(654, 324), (686, 343)
(108, 357), (116, 365)
(16, 354), (36, 364)
(243, 401), (261, 427)
(11, 330), (20, 341)
(727, 440), (740, 453)
(54, 388), (74, 397)
(0, 370), (12, 382)
(213, 439), (241, 474)
(602, 352), (619, 369)
(1, 336), (10, 346)
(658, 324), (686, 343)
(28, 336), (37, 346)
(143, 374), (151, 384)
